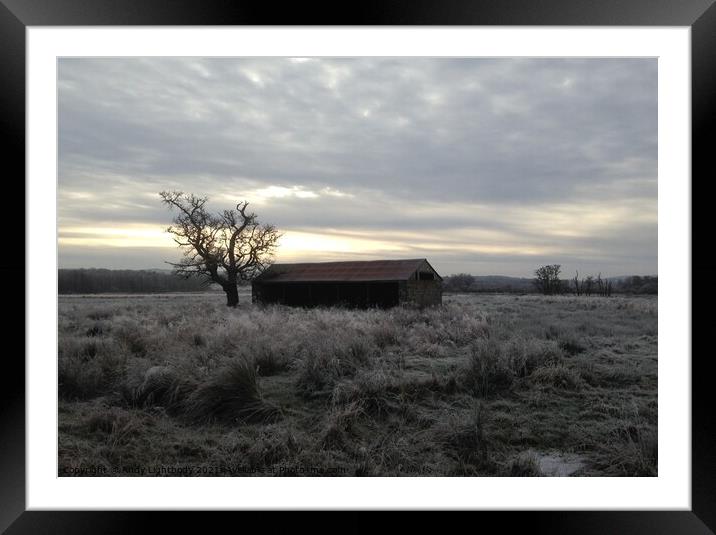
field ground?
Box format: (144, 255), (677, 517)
(58, 291), (657, 477)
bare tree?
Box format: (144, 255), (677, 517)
(595, 273), (613, 297)
(573, 270), (582, 296)
(583, 275), (594, 296)
(160, 191), (281, 307)
(533, 264), (562, 295)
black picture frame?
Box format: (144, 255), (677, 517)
(4, 0), (713, 532)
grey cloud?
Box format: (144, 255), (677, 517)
(58, 57), (657, 276)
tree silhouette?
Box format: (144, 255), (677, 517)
(533, 264), (562, 295)
(160, 191), (281, 306)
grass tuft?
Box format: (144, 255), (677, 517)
(530, 364), (583, 390)
(130, 366), (194, 411)
(506, 451), (542, 476)
(462, 340), (513, 397)
(185, 358), (281, 424)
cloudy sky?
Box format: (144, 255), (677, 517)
(58, 57), (657, 277)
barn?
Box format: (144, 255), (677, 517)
(251, 258), (442, 308)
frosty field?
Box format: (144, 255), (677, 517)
(58, 292), (657, 477)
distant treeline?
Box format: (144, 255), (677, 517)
(58, 269), (216, 294)
(443, 273), (657, 295)
(59, 268), (657, 295)
(612, 275), (658, 294)
(443, 274), (535, 293)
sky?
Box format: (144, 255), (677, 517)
(58, 57), (657, 277)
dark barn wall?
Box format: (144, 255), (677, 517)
(252, 281), (400, 308)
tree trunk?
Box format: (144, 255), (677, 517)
(224, 283), (239, 307)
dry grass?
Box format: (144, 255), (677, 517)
(58, 291), (657, 476)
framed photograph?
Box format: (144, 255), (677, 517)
(6, 0), (713, 532)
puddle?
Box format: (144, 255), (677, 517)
(535, 451), (586, 477)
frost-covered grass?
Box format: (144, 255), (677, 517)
(58, 292), (657, 477)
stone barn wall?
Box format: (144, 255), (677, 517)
(400, 280), (442, 307)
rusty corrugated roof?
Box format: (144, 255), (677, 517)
(255, 259), (439, 283)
